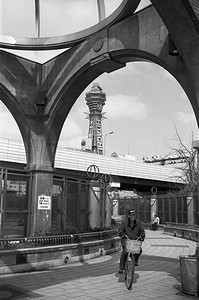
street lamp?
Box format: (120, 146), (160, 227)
(104, 131), (114, 155)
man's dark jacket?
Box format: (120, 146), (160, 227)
(118, 218), (145, 241)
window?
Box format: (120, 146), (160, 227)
(51, 179), (63, 234)
(4, 212), (28, 238)
(1, 171), (30, 237)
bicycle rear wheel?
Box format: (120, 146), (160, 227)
(125, 254), (135, 290)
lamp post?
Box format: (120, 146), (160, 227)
(103, 131), (114, 155)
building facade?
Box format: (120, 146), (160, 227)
(0, 162), (91, 238)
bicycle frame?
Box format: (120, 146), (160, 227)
(124, 251), (135, 290)
(123, 238), (142, 290)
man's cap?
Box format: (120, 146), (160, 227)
(128, 209), (136, 216)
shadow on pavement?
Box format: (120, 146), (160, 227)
(141, 254), (181, 281)
(0, 252), (190, 298)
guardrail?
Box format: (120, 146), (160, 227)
(165, 222), (199, 230)
(0, 229), (118, 250)
(164, 223), (199, 242)
(0, 229), (120, 274)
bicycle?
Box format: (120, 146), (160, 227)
(123, 237), (142, 290)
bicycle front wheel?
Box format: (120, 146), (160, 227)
(125, 255), (135, 290)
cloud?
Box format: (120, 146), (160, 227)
(101, 63), (141, 81)
(179, 92), (188, 100)
(104, 94), (148, 120)
(193, 128), (199, 140)
(0, 102), (9, 113)
(3, 48), (68, 64)
(126, 63), (141, 75)
(152, 64), (174, 80)
(0, 99), (86, 148)
(0, 111), (22, 140)
(60, 119), (82, 139)
(0, 106), (84, 149)
(176, 111), (196, 124)
(59, 135), (83, 149)
(58, 118), (83, 148)
(135, 0), (151, 12)
(0, 103), (22, 140)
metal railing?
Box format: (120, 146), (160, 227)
(165, 222), (199, 229)
(164, 223), (199, 242)
(0, 229), (118, 251)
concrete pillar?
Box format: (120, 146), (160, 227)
(151, 194), (157, 223)
(105, 191), (112, 228)
(187, 194), (194, 225)
(29, 169), (53, 236)
(100, 187), (104, 228)
(88, 181), (101, 228)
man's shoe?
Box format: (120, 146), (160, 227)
(118, 269), (123, 274)
(135, 262), (139, 266)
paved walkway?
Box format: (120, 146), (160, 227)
(0, 230), (198, 300)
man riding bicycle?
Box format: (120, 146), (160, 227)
(118, 209), (145, 274)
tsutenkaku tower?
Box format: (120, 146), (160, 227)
(85, 83), (106, 155)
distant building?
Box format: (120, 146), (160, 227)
(111, 152), (136, 160)
(119, 154), (136, 161)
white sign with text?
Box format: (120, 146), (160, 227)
(38, 195), (51, 210)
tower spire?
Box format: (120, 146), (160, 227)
(84, 83), (106, 155)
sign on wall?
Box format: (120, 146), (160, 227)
(38, 195), (51, 210)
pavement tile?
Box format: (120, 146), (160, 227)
(0, 230), (197, 300)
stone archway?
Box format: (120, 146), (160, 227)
(1, 2), (199, 235)
(0, 84), (33, 164)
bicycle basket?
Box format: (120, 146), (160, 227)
(124, 239), (142, 254)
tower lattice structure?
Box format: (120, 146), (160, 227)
(84, 83), (106, 155)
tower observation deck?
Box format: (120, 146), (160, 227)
(84, 83), (106, 155)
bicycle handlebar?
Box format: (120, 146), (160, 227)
(121, 235), (143, 241)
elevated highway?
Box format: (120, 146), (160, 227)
(0, 137), (183, 193)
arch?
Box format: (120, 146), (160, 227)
(0, 84), (35, 166)
(47, 48), (198, 166)
(1, 1), (199, 237)
(0, 1), (199, 171)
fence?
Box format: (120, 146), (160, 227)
(116, 192), (199, 226)
(0, 229), (118, 251)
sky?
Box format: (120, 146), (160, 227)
(56, 62), (198, 160)
(0, 0), (198, 161)
(0, 61), (198, 161)
(0, 0), (123, 38)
